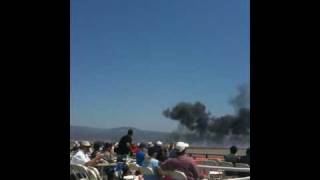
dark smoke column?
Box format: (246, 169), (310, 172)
(230, 84), (250, 113)
(163, 101), (210, 138)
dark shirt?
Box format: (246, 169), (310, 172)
(91, 150), (100, 159)
(240, 155), (250, 166)
(161, 155), (199, 180)
(118, 135), (132, 155)
(153, 145), (168, 162)
(224, 154), (239, 165)
(169, 149), (177, 158)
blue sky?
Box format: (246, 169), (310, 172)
(71, 0), (250, 132)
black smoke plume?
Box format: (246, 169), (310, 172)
(230, 83), (250, 112)
(163, 102), (210, 138)
(163, 84), (250, 144)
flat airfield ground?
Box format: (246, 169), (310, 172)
(187, 147), (246, 157)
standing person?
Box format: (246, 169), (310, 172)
(116, 129), (133, 178)
(117, 129), (134, 160)
(161, 142), (200, 180)
(224, 146), (240, 166)
(224, 146), (240, 177)
(240, 148), (250, 166)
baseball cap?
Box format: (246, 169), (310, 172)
(147, 142), (154, 147)
(139, 143), (146, 148)
(175, 141), (189, 152)
(156, 141), (162, 146)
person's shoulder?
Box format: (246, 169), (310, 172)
(183, 156), (195, 163)
(127, 135), (132, 140)
(74, 150), (84, 156)
(184, 155), (193, 160)
(163, 158), (174, 164)
(137, 151), (144, 156)
(152, 158), (159, 163)
(151, 159), (159, 166)
(122, 134), (130, 140)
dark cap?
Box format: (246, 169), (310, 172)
(139, 143), (146, 149)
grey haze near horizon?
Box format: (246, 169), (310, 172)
(71, 0), (249, 132)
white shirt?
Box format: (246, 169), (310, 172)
(71, 150), (91, 165)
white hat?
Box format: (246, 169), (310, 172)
(80, 141), (91, 147)
(175, 141), (189, 152)
(156, 141), (162, 146)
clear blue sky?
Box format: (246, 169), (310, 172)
(71, 0), (250, 132)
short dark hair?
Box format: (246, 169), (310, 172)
(93, 141), (102, 151)
(246, 148), (250, 155)
(176, 149), (186, 156)
(139, 143), (146, 149)
(148, 146), (157, 157)
(103, 142), (112, 151)
(230, 146), (238, 154)
(128, 129), (133, 135)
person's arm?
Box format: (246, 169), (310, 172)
(160, 160), (171, 171)
(190, 161), (200, 179)
(84, 154), (104, 166)
(105, 152), (114, 163)
(126, 136), (133, 148)
(156, 166), (165, 177)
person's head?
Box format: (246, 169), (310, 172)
(114, 142), (119, 148)
(175, 141), (189, 156)
(148, 146), (158, 158)
(71, 141), (80, 151)
(147, 142), (153, 148)
(93, 141), (102, 152)
(169, 143), (175, 149)
(230, 146), (238, 154)
(128, 129), (133, 136)
(80, 141), (92, 153)
(103, 142), (112, 152)
(156, 141), (163, 147)
(139, 143), (146, 150)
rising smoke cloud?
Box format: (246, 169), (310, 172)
(163, 84), (250, 146)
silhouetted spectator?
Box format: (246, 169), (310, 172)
(240, 148), (250, 165)
(224, 146), (240, 166)
(117, 129), (133, 161)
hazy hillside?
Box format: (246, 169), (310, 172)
(70, 125), (170, 142)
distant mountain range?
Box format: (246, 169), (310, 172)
(70, 125), (170, 142)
